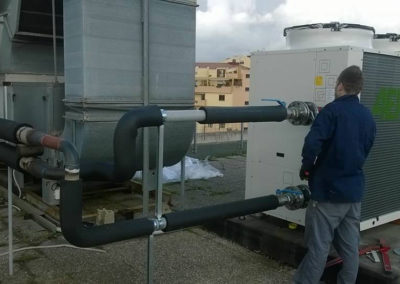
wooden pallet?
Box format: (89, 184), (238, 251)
(24, 182), (172, 224)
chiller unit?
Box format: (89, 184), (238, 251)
(246, 23), (400, 230)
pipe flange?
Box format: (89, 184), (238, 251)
(276, 185), (310, 210)
(287, 101), (318, 126)
(19, 156), (35, 170)
(16, 126), (34, 145)
(160, 109), (167, 122)
(151, 217), (167, 231)
(65, 168), (80, 181)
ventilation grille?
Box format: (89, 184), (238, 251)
(361, 52), (400, 220)
(16, 0), (63, 41)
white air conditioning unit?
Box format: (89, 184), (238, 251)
(246, 23), (400, 230)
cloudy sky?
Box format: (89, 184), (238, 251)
(196, 0), (400, 61)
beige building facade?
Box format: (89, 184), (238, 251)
(221, 55), (251, 68)
(195, 56), (251, 133)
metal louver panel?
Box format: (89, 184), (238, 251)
(360, 52), (400, 220)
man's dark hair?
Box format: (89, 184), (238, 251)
(337, 65), (363, 94)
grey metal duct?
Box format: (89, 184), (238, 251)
(1, 0), (196, 172)
(0, 0), (12, 13)
(62, 0), (197, 167)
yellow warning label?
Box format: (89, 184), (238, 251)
(315, 76), (324, 86)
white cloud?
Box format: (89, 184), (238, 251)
(196, 0), (400, 61)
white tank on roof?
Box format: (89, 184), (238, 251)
(373, 34), (400, 52)
(284, 22), (375, 50)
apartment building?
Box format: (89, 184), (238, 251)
(221, 55), (251, 68)
(195, 56), (250, 133)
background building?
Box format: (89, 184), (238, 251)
(221, 55), (251, 68)
(195, 56), (250, 133)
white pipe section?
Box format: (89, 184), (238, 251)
(162, 110), (206, 122)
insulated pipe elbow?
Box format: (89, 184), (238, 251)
(80, 106), (163, 182)
(60, 180), (156, 247)
(112, 105), (163, 180)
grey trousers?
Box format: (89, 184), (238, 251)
(293, 200), (361, 284)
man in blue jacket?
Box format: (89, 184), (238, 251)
(293, 65), (376, 284)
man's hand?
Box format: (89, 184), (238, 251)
(299, 166), (311, 180)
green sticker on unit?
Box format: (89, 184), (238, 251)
(372, 88), (400, 120)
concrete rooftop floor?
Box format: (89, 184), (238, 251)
(0, 156), (295, 283)
(0, 155), (399, 283)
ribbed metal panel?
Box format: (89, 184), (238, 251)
(361, 52), (400, 220)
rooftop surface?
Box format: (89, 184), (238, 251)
(1, 155), (399, 283)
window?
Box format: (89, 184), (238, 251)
(219, 123), (225, 129)
(246, 74), (250, 78)
(18, 0), (64, 42)
(217, 69), (226, 78)
(245, 87), (250, 92)
(240, 61), (244, 64)
(208, 124), (213, 128)
(245, 101), (249, 105)
(200, 94), (205, 100)
(219, 95), (225, 101)
(234, 79), (242, 86)
(233, 70), (237, 74)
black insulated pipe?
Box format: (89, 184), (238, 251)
(198, 106), (287, 124)
(163, 195), (280, 232)
(20, 158), (64, 180)
(80, 106), (163, 182)
(0, 119), (31, 144)
(0, 142), (22, 170)
(60, 180), (156, 247)
(16, 144), (44, 157)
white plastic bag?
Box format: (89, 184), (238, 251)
(133, 156), (223, 183)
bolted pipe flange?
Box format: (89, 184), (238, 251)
(151, 217), (167, 231)
(287, 101), (318, 126)
(276, 184), (310, 210)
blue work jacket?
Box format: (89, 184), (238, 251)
(302, 94), (376, 202)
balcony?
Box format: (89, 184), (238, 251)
(195, 85), (233, 94)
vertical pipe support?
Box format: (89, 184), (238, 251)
(156, 125), (164, 219)
(193, 126), (197, 153)
(142, 2), (152, 283)
(4, 85), (8, 120)
(240, 122), (244, 151)
(142, 0), (149, 105)
(142, 129), (150, 216)
(51, 0), (58, 84)
(141, 0), (150, 216)
(4, 85), (13, 275)
(7, 167), (13, 275)
(180, 156), (185, 210)
(147, 234), (154, 284)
